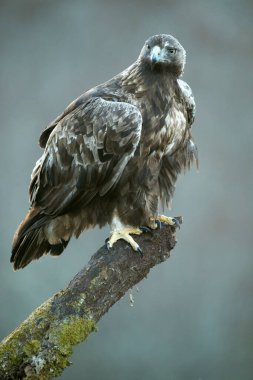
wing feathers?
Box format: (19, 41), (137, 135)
(31, 98), (142, 218)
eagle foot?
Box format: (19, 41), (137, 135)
(150, 215), (183, 229)
(106, 227), (143, 254)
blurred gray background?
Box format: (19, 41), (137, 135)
(1, 0), (253, 379)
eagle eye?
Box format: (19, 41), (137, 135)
(168, 48), (176, 54)
(146, 44), (151, 50)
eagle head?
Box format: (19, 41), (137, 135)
(139, 34), (186, 76)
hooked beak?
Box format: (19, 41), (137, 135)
(150, 46), (161, 67)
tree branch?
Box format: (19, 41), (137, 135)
(0, 225), (177, 379)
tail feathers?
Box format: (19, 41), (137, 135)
(11, 228), (51, 270)
(11, 208), (70, 270)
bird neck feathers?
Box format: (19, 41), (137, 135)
(122, 60), (177, 97)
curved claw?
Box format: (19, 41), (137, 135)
(172, 216), (183, 229)
(155, 219), (163, 229)
(140, 226), (152, 233)
(137, 246), (143, 257)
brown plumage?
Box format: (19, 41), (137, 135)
(11, 34), (198, 270)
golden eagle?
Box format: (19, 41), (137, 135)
(11, 34), (198, 270)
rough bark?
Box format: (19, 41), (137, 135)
(0, 225), (177, 379)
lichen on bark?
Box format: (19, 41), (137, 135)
(0, 224), (177, 379)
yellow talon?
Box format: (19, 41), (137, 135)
(149, 215), (183, 229)
(158, 215), (178, 225)
(107, 227), (142, 251)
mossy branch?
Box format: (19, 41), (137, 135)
(0, 225), (177, 379)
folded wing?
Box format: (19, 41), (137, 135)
(30, 97), (143, 218)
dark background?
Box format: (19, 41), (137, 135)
(1, 0), (253, 379)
